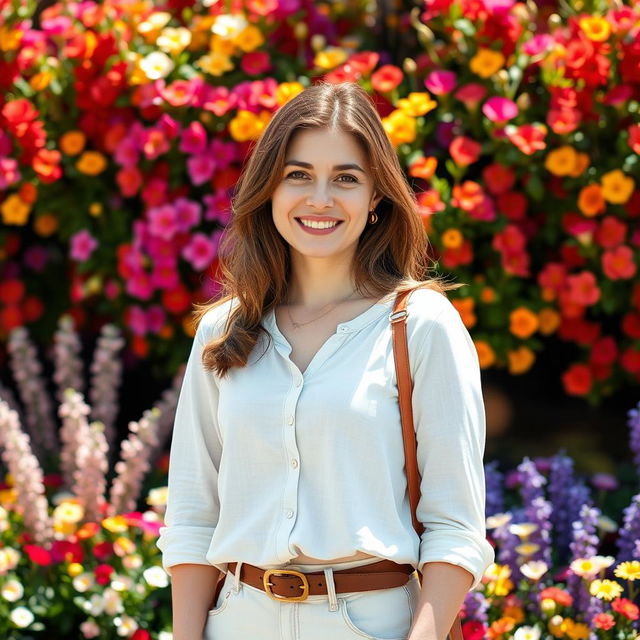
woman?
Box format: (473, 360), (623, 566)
(157, 82), (494, 640)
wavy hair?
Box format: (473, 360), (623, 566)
(193, 82), (458, 376)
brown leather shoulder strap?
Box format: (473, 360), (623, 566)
(391, 288), (465, 640)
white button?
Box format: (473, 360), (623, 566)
(291, 459), (299, 468)
(287, 415), (294, 425)
(285, 509), (294, 519)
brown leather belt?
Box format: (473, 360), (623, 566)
(227, 560), (415, 602)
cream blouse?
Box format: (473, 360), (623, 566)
(156, 287), (494, 589)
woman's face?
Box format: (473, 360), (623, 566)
(271, 127), (380, 264)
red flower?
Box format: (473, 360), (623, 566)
(482, 163), (515, 195)
(162, 285), (191, 314)
(595, 217), (627, 248)
(32, 148), (62, 184)
(93, 541), (114, 560)
(131, 631), (152, 640)
(565, 271), (600, 307)
(0, 280), (25, 304)
(449, 136), (482, 167)
(621, 347), (640, 377)
(562, 363), (593, 396)
(52, 540), (84, 564)
(540, 586), (574, 607)
(592, 613), (615, 630)
(589, 337), (617, 366)
(612, 597), (639, 621)
(622, 312), (640, 340)
(507, 123), (547, 155)
(497, 191), (527, 221)
(94, 564), (115, 585)
(629, 124), (640, 154)
(24, 544), (53, 566)
(462, 620), (486, 640)
(348, 52), (379, 75)
(602, 246), (637, 280)
(558, 318), (601, 345)
(371, 65), (403, 93)
(1, 98), (39, 127)
(441, 240), (473, 269)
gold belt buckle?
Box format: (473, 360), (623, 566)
(263, 569), (310, 602)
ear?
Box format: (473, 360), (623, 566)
(370, 193), (383, 210)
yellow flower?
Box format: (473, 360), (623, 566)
(486, 513), (512, 529)
(197, 52), (234, 76)
(601, 169), (635, 204)
(76, 151), (107, 176)
(102, 515), (129, 533)
(34, 213), (59, 237)
(0, 489), (17, 505)
(515, 542), (540, 557)
(507, 346), (535, 375)
(313, 47), (348, 70)
(470, 48), (505, 78)
(209, 35), (236, 56)
(589, 579), (624, 600)
(29, 71), (52, 91)
(1, 194), (31, 226)
(276, 82), (305, 106)
(156, 26), (192, 56)
(0, 25), (22, 51)
(114, 537), (136, 556)
(484, 563), (512, 581)
(396, 92), (437, 117)
(68, 563), (84, 577)
(544, 146), (578, 177)
(228, 110), (269, 142)
(614, 560), (640, 581)
(53, 501), (84, 524)
(146, 487), (168, 507)
(441, 228), (463, 249)
(233, 25), (265, 53)
(579, 16), (611, 42)
(60, 131), (86, 156)
(381, 110), (417, 147)
(493, 577), (514, 596)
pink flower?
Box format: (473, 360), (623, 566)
(454, 83), (487, 109)
(0, 157), (21, 188)
(201, 86), (237, 116)
(160, 80), (197, 107)
(179, 121), (208, 155)
(603, 85), (632, 106)
(116, 166), (142, 197)
(182, 233), (216, 270)
(174, 197), (201, 232)
(241, 51), (272, 75)
(146, 305), (166, 332)
(80, 620), (101, 639)
(424, 70), (457, 95)
(150, 257), (179, 290)
(141, 177), (168, 207)
(127, 305), (148, 336)
(70, 230), (98, 261)
(523, 34), (554, 57)
(204, 191), (232, 224)
(148, 204), (178, 240)
(482, 97), (518, 123)
(0, 130), (12, 155)
(483, 0), (515, 14)
(114, 136), (140, 168)
(566, 271), (601, 306)
(157, 113), (181, 139)
(187, 154), (216, 186)
(602, 245), (637, 280)
(142, 128), (170, 160)
(125, 270), (154, 300)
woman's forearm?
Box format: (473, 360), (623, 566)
(408, 562), (474, 640)
(170, 563), (221, 640)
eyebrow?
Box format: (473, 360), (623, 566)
(284, 160), (366, 173)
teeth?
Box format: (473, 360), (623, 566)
(299, 219), (338, 229)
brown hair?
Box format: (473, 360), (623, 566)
(193, 82), (458, 376)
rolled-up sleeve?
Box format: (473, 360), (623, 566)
(411, 296), (494, 590)
(156, 317), (222, 575)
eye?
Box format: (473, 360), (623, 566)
(285, 170), (308, 180)
(337, 174), (359, 184)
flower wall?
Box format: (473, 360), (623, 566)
(0, 0), (639, 406)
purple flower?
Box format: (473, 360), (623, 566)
(70, 229), (98, 261)
(425, 70), (457, 95)
(24, 246), (48, 272)
(617, 493), (640, 562)
(628, 401), (640, 475)
(179, 121), (208, 155)
(182, 233), (216, 271)
(590, 472), (618, 491)
(482, 97), (519, 123)
(568, 504), (601, 614)
(485, 460), (504, 517)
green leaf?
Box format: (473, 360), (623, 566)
(525, 174), (544, 201)
(453, 19), (475, 36)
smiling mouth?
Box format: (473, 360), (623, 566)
(295, 218), (344, 230)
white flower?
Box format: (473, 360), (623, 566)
(211, 14), (248, 39)
(114, 614), (139, 637)
(10, 606), (34, 628)
(123, 554), (143, 570)
(520, 561), (548, 581)
(0, 547), (20, 574)
(2, 578), (24, 602)
(159, 633), (173, 640)
(514, 625), (541, 640)
(103, 587), (124, 616)
(593, 555), (615, 570)
(156, 27), (192, 55)
(508, 523), (538, 538)
(82, 594), (105, 616)
(73, 573), (95, 593)
(570, 557), (600, 578)
(146, 486), (167, 507)
(139, 52), (175, 80)
(144, 565), (169, 589)
(111, 575), (134, 592)
(486, 513), (512, 529)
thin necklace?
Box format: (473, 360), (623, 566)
(286, 288), (358, 329)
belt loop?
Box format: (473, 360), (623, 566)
(233, 562), (243, 593)
(323, 568), (339, 612)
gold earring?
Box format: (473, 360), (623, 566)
(368, 210), (378, 224)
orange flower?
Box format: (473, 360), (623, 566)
(577, 184), (606, 217)
(451, 181), (484, 211)
(538, 308), (560, 335)
(481, 287), (496, 303)
(502, 606), (524, 624)
(18, 182), (37, 204)
(34, 213), (58, 237)
(452, 298), (476, 329)
(371, 64), (403, 93)
(509, 307), (539, 339)
(507, 346), (535, 374)
(579, 16), (611, 42)
(474, 340), (496, 368)
(409, 156), (437, 180)
(76, 151), (107, 176)
(601, 169), (635, 204)
(441, 228), (463, 249)
(60, 131), (87, 156)
(545, 146), (578, 176)
(569, 152), (590, 178)
(487, 617), (515, 640)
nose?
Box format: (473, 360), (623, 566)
(305, 182), (334, 209)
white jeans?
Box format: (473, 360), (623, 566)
(204, 561), (421, 640)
